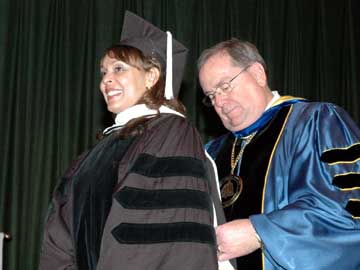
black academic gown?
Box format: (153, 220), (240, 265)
(39, 114), (221, 270)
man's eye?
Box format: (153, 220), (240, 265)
(208, 94), (215, 100)
(220, 83), (231, 92)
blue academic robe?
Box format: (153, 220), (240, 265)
(207, 100), (360, 270)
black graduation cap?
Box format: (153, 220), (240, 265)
(119, 11), (188, 98)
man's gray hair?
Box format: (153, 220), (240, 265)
(197, 38), (267, 74)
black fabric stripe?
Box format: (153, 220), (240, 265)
(130, 153), (207, 179)
(111, 222), (216, 245)
(321, 144), (360, 164)
(345, 200), (360, 218)
(333, 174), (360, 189)
(115, 187), (212, 212)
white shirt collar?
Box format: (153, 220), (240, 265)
(103, 104), (184, 135)
(265, 91), (280, 110)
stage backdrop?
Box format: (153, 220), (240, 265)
(0, 0), (359, 269)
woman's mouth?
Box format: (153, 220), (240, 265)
(107, 89), (123, 97)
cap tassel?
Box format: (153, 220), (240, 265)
(165, 31), (173, 100)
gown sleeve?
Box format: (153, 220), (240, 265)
(250, 103), (360, 270)
(97, 115), (220, 270)
(39, 153), (88, 270)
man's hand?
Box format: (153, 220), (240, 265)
(216, 219), (261, 261)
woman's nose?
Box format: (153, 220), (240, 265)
(102, 74), (113, 85)
(103, 76), (112, 84)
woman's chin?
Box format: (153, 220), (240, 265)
(107, 105), (123, 114)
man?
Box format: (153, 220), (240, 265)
(198, 38), (360, 270)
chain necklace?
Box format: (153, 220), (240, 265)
(230, 133), (256, 174)
(220, 132), (256, 208)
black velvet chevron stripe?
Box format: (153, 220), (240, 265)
(129, 153), (207, 179)
(333, 173), (360, 189)
(111, 222), (216, 245)
(321, 144), (360, 164)
(115, 187), (212, 212)
(345, 200), (360, 218)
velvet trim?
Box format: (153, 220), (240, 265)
(345, 200), (360, 218)
(333, 173), (360, 190)
(321, 143), (360, 164)
(217, 106), (292, 220)
(210, 105), (292, 270)
(111, 222), (216, 245)
(205, 133), (230, 160)
(72, 135), (135, 270)
(130, 153), (207, 179)
(115, 186), (212, 212)
(232, 98), (304, 137)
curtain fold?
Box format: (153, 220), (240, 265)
(0, 1), (359, 269)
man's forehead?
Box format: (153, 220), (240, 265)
(204, 51), (232, 67)
(200, 53), (237, 88)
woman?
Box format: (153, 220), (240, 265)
(39, 11), (222, 270)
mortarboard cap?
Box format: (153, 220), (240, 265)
(119, 11), (188, 98)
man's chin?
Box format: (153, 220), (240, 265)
(223, 121), (244, 132)
(220, 113), (245, 131)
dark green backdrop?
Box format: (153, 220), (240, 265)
(0, 1), (359, 269)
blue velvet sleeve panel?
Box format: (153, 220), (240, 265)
(250, 102), (360, 270)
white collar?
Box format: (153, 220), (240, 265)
(265, 91), (280, 110)
(103, 104), (185, 135)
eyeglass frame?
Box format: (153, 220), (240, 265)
(202, 65), (251, 107)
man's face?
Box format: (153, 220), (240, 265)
(199, 52), (272, 132)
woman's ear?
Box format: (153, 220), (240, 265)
(145, 67), (160, 89)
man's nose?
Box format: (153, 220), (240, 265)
(213, 92), (226, 107)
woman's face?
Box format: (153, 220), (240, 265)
(99, 54), (149, 114)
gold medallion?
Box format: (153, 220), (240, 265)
(220, 175), (243, 208)
(220, 133), (256, 208)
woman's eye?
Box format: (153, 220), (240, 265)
(114, 66), (124, 72)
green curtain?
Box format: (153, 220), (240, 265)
(0, 1), (359, 269)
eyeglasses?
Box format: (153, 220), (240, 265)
(202, 65), (250, 107)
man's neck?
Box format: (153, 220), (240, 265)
(265, 91), (280, 110)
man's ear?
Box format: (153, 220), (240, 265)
(145, 67), (160, 89)
(249, 62), (267, 87)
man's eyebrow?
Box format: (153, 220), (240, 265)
(209, 77), (228, 92)
(216, 73), (234, 87)
(203, 90), (214, 96)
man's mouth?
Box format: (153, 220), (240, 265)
(222, 105), (237, 115)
